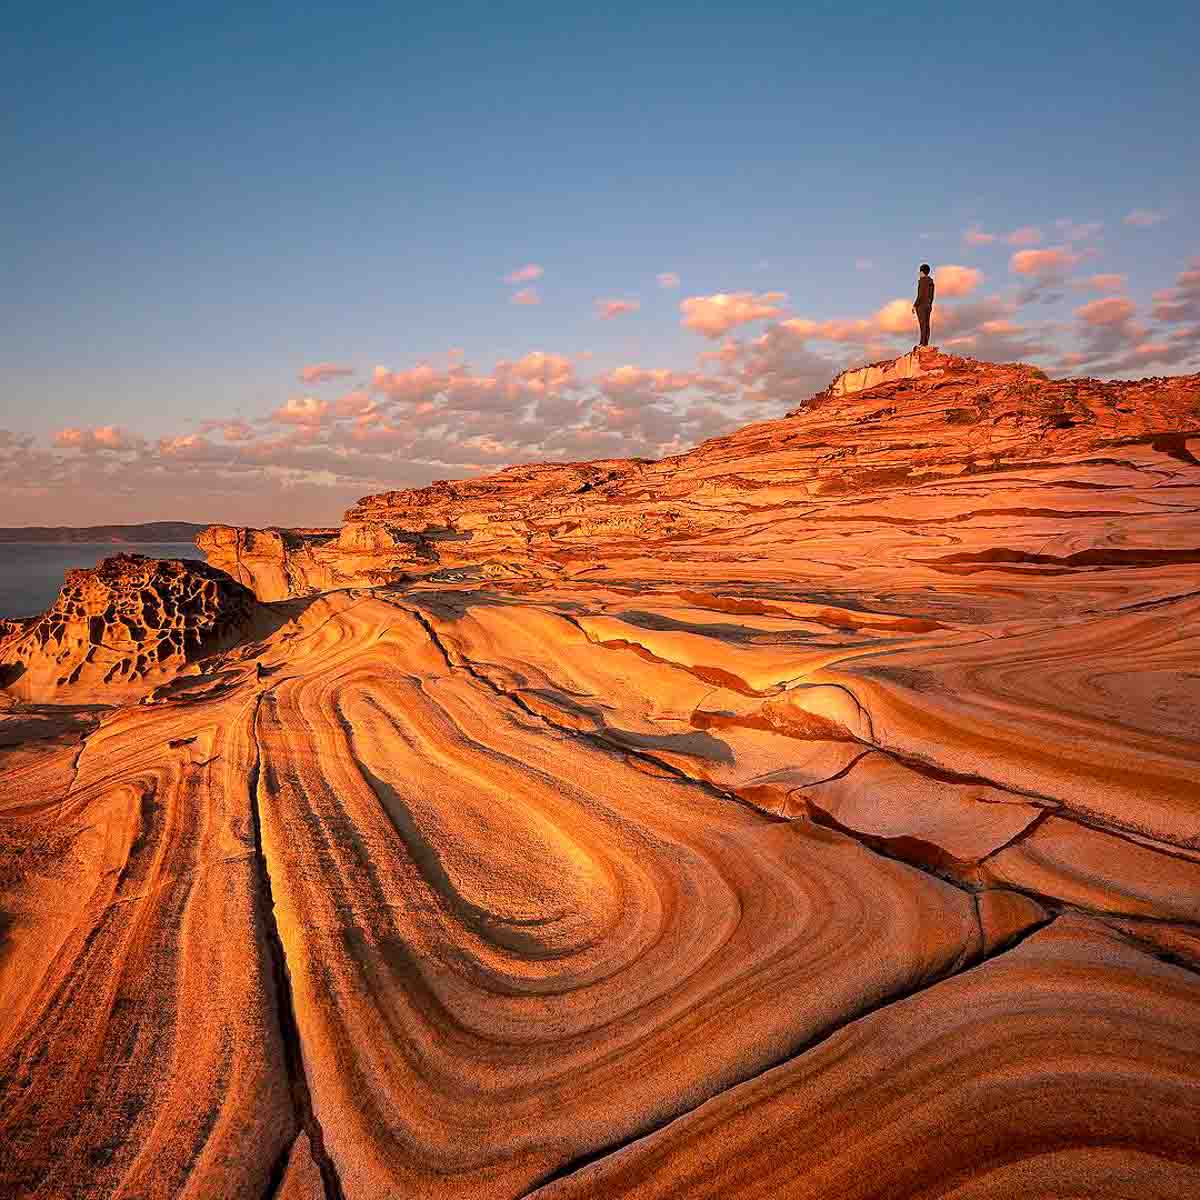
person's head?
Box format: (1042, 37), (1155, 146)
(919, 264), (930, 275)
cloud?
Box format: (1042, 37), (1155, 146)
(371, 363), (447, 404)
(933, 265), (985, 297)
(511, 288), (541, 305)
(680, 291), (787, 338)
(504, 350), (577, 391)
(596, 365), (696, 398)
(1006, 227), (1042, 247)
(505, 264), (543, 284)
(1150, 259), (1200, 324)
(299, 362), (354, 383)
(1124, 210), (1164, 228)
(333, 390), (375, 418)
(657, 272), (680, 289)
(963, 227), (996, 245)
(596, 298), (641, 319)
(873, 299), (917, 335)
(1057, 295), (1190, 375)
(52, 425), (142, 452)
(722, 325), (840, 406)
(1010, 246), (1082, 280)
(220, 420), (256, 442)
(1077, 273), (1126, 293)
(1076, 296), (1136, 327)
(270, 396), (332, 427)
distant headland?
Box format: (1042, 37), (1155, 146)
(0, 521), (209, 544)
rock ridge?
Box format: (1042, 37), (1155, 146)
(197, 352), (1200, 600)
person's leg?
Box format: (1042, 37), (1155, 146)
(918, 307), (930, 346)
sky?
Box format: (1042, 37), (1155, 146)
(1, 0), (1197, 527)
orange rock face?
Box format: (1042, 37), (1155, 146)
(2, 355), (1199, 1198)
(0, 553), (261, 702)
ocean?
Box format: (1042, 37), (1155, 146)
(0, 543), (204, 619)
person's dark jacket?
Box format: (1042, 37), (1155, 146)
(916, 274), (935, 310)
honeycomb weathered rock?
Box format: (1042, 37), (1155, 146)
(0, 553), (259, 700)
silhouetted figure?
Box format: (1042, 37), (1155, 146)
(913, 264), (934, 347)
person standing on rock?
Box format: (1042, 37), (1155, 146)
(913, 264), (935, 348)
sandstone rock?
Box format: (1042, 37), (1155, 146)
(197, 352), (1200, 600)
(826, 344), (949, 397)
(0, 553), (260, 701)
(196, 524), (340, 602)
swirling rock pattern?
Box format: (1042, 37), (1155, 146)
(530, 916), (1200, 1200)
(3, 354), (1199, 1197)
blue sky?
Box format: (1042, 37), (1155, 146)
(2, 1), (1197, 525)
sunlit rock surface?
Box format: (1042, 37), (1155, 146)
(0, 553), (261, 702)
(2, 354), (1199, 1198)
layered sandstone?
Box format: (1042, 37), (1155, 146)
(3, 353), (1199, 1198)
(197, 352), (1200, 598)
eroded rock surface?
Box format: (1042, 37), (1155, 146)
(0, 553), (261, 701)
(3, 354), (1199, 1198)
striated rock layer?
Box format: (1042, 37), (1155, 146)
(3, 353), (1200, 1198)
(198, 351), (1200, 599)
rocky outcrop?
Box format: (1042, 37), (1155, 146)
(198, 353), (1200, 600)
(196, 524), (341, 602)
(0, 553), (260, 701)
(826, 343), (950, 396)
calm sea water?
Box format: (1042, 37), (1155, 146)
(0, 543), (203, 618)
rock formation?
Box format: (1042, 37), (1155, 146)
(2, 353), (1199, 1198)
(0, 552), (261, 702)
(196, 350), (1200, 599)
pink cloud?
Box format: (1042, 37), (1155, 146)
(872, 299), (917, 335)
(1059, 291), (1193, 375)
(334, 389), (375, 418)
(504, 350), (577, 392)
(657, 272), (680, 289)
(221, 420), (256, 442)
(371, 364), (446, 404)
(505, 264), (543, 284)
(854, 258), (875, 271)
(1078, 273), (1127, 293)
(1075, 296), (1136, 327)
(933, 264), (985, 297)
(299, 362), (354, 383)
(963, 227), (996, 245)
(1150, 259), (1200, 323)
(1010, 246), (1082, 279)
(596, 298), (641, 319)
(1124, 210), (1164, 228)
(680, 291), (787, 338)
(1006, 226), (1042, 247)
(52, 425), (141, 452)
(597, 365), (696, 397)
(270, 396), (331, 427)
(156, 433), (228, 462)
(511, 288), (541, 305)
